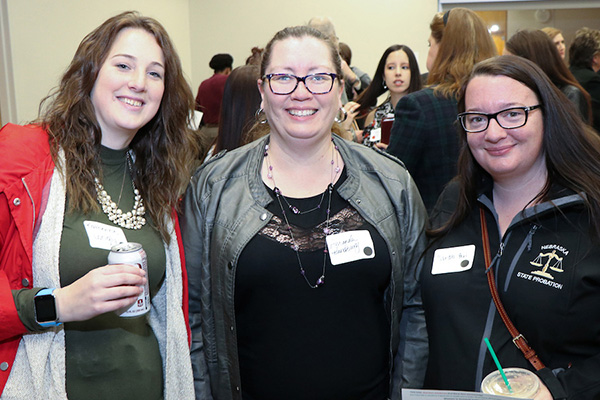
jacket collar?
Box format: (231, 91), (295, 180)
(477, 179), (585, 227)
(246, 134), (361, 205)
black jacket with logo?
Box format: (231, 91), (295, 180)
(422, 181), (600, 399)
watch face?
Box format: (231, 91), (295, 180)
(34, 294), (57, 323)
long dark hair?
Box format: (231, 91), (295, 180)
(36, 11), (198, 242)
(355, 44), (421, 116)
(506, 29), (592, 122)
(431, 55), (600, 239)
(213, 65), (261, 154)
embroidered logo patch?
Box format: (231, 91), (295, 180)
(517, 244), (568, 290)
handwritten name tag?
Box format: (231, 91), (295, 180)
(83, 221), (127, 250)
(432, 244), (475, 275)
(326, 230), (375, 266)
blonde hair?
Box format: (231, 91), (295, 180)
(541, 27), (562, 40)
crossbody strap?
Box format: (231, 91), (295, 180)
(479, 207), (546, 371)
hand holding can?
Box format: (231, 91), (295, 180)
(108, 242), (150, 317)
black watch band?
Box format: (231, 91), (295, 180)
(34, 288), (62, 327)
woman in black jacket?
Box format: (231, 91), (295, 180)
(423, 55), (600, 400)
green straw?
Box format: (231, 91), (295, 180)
(484, 337), (513, 393)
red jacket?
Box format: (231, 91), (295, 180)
(0, 123), (190, 394)
(0, 124), (53, 392)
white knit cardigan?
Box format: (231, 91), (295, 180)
(3, 154), (195, 400)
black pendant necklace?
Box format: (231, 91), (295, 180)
(263, 139), (341, 288)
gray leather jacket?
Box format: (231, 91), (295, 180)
(181, 135), (428, 400)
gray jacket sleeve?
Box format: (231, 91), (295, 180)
(180, 177), (214, 400)
(390, 172), (429, 398)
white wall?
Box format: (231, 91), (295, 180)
(2, 0), (192, 124)
(188, 0), (437, 94)
(3, 1), (599, 124)
(2, 0), (437, 124)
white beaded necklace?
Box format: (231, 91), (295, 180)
(94, 152), (146, 230)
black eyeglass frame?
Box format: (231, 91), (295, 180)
(457, 104), (542, 133)
(262, 73), (338, 95)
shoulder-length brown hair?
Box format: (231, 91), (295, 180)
(427, 8), (497, 98)
(431, 55), (600, 240)
(37, 11), (197, 242)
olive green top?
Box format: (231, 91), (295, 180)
(14, 146), (167, 400)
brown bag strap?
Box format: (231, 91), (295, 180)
(479, 207), (546, 371)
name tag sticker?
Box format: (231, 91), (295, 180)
(326, 230), (375, 265)
(432, 244), (476, 275)
(369, 127), (382, 142)
(83, 221), (127, 250)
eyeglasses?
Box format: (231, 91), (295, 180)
(457, 105), (541, 133)
(262, 73), (337, 95)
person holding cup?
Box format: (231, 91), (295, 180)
(0, 11), (196, 399)
(422, 55), (600, 399)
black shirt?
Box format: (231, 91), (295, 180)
(235, 170), (391, 400)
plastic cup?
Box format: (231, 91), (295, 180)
(481, 367), (540, 398)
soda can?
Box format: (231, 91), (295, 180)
(108, 242), (150, 317)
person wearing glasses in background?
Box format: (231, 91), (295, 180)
(181, 25), (428, 400)
(422, 55), (600, 400)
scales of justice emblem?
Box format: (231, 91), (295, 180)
(530, 249), (564, 279)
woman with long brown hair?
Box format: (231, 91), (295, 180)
(423, 55), (600, 399)
(386, 8), (497, 211)
(505, 29), (592, 124)
(0, 11), (196, 399)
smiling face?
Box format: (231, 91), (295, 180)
(465, 75), (546, 185)
(383, 50), (411, 97)
(258, 36), (343, 143)
(553, 33), (566, 60)
(91, 27), (165, 149)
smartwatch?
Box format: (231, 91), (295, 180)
(34, 288), (62, 327)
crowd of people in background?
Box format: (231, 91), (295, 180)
(1, 6), (600, 400)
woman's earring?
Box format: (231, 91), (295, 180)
(255, 108), (268, 124)
(383, 80), (388, 90)
(334, 107), (348, 123)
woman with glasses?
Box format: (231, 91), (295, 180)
(182, 25), (428, 400)
(422, 55), (600, 399)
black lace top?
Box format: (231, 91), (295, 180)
(235, 169), (392, 400)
